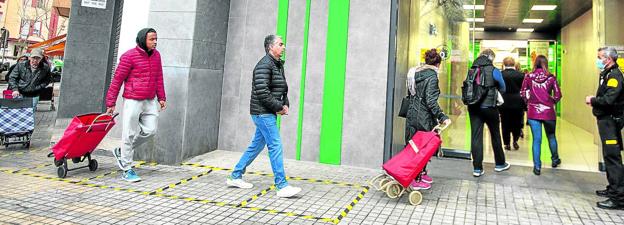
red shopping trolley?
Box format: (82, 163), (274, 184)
(368, 123), (448, 205)
(49, 113), (118, 178)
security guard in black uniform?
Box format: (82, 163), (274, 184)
(587, 47), (624, 210)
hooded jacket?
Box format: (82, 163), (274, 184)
(404, 65), (448, 142)
(136, 28), (156, 56)
(520, 68), (561, 121)
(105, 28), (166, 107)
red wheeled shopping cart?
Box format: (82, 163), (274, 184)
(49, 113), (118, 178)
(368, 124), (448, 205)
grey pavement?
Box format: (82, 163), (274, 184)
(1, 81), (624, 224)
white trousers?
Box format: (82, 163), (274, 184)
(120, 98), (159, 170)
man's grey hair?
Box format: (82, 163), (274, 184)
(598, 46), (619, 61)
(479, 49), (496, 61)
(264, 34), (282, 53)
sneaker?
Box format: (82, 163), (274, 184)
(495, 163), (511, 172)
(473, 169), (484, 177)
(276, 185), (302, 198)
(409, 180), (431, 190)
(112, 147), (124, 169)
(122, 169), (141, 182)
(226, 177), (253, 189)
(421, 174), (433, 184)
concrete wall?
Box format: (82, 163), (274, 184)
(218, 0), (392, 168)
(57, 0), (122, 119)
(218, 0), (278, 153)
(561, 10), (598, 135)
(341, 0), (391, 167)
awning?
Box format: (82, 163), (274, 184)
(28, 34), (66, 50)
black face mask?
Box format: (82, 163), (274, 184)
(136, 28), (156, 56)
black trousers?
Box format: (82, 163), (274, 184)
(597, 116), (624, 203)
(500, 108), (524, 146)
(469, 106), (506, 170)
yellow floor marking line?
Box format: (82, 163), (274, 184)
(150, 169), (213, 194)
(0, 146), (47, 158)
(3, 167), (339, 223)
(333, 187), (370, 224)
(237, 185), (276, 207)
(181, 162), (362, 188)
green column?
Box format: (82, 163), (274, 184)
(276, 0), (289, 128)
(319, 0), (350, 165)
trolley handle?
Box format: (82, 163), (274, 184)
(432, 121), (451, 134)
(86, 113), (119, 132)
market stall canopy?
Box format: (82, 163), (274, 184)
(28, 34), (67, 57)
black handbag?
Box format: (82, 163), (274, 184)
(398, 96), (410, 118)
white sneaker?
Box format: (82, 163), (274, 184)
(276, 186), (301, 198)
(226, 177), (253, 189)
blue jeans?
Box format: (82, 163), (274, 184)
(528, 119), (560, 169)
(32, 96), (39, 110)
(231, 114), (288, 189)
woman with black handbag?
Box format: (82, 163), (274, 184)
(402, 49), (451, 190)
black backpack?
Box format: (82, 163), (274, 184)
(461, 67), (487, 106)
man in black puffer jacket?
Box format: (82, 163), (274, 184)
(249, 40), (289, 115)
(227, 34), (301, 198)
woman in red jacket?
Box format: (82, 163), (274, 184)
(105, 28), (167, 182)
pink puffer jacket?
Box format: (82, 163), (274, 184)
(106, 46), (166, 107)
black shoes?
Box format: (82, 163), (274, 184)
(597, 199), (624, 210)
(552, 159), (561, 168)
(596, 189), (609, 197)
(513, 142), (520, 150)
(504, 145), (511, 151)
(533, 167), (541, 176)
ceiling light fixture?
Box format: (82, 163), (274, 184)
(469, 27), (485, 31)
(523, 19), (543, 23)
(466, 18), (485, 22)
(463, 5), (485, 10)
(517, 28), (535, 32)
(531, 5), (557, 11)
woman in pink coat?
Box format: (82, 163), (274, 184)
(520, 55), (562, 175)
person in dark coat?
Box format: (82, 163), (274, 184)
(8, 48), (51, 109)
(499, 57), (525, 150)
(405, 49), (451, 190)
(227, 34), (301, 198)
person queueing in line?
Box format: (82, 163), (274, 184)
(404, 49), (451, 190)
(520, 55), (562, 176)
(499, 57), (526, 151)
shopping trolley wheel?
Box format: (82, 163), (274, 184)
(386, 182), (403, 199)
(379, 178), (392, 191)
(72, 157), (81, 164)
(89, 159), (98, 172)
(409, 191), (423, 205)
(57, 166), (67, 178)
(23, 142), (30, 148)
